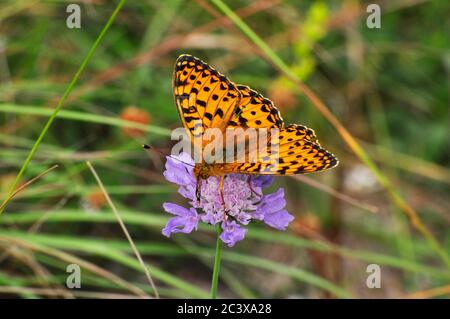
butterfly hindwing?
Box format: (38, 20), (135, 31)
(229, 125), (337, 175)
(281, 123), (319, 145)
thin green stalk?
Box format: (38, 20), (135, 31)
(86, 161), (159, 298)
(210, 224), (223, 299)
(0, 0), (127, 214)
(0, 104), (170, 136)
(208, 0), (450, 269)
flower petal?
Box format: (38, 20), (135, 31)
(252, 175), (274, 188)
(178, 184), (195, 200)
(163, 153), (195, 186)
(257, 188), (287, 215)
(161, 205), (199, 237)
(220, 220), (247, 247)
(162, 217), (184, 237)
(162, 202), (191, 217)
(263, 209), (294, 230)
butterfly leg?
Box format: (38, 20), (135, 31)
(219, 175), (228, 221)
(196, 179), (202, 203)
(247, 176), (261, 199)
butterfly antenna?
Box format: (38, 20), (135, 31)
(141, 144), (195, 168)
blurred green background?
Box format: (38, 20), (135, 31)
(0, 0), (449, 298)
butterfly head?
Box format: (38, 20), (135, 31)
(194, 163), (214, 180)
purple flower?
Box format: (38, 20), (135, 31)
(161, 153), (294, 247)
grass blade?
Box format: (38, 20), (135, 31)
(86, 161), (159, 298)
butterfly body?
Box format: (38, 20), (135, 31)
(173, 54), (339, 209)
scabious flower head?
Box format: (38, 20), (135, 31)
(161, 153), (294, 247)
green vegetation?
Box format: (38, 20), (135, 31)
(0, 0), (448, 298)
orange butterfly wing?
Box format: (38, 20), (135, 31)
(172, 54), (338, 175)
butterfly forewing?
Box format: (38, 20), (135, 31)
(173, 54), (241, 137)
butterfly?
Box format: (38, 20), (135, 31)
(172, 54), (338, 203)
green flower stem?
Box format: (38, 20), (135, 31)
(210, 224), (223, 299)
(0, 0), (127, 214)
